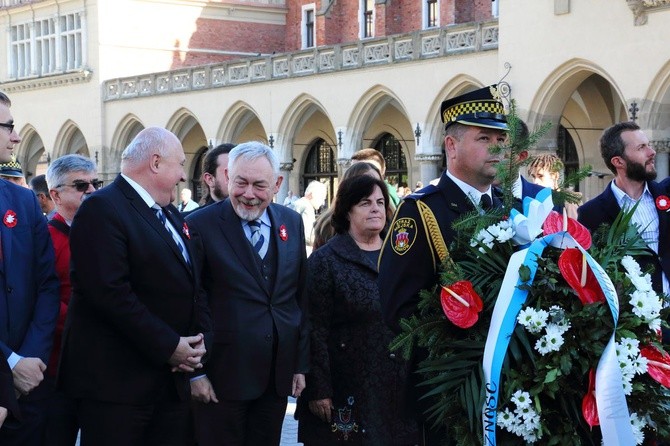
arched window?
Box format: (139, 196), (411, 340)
(557, 125), (580, 192)
(191, 146), (208, 202)
(374, 133), (408, 190)
(302, 138), (337, 206)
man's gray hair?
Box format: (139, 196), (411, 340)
(228, 141), (279, 177)
(121, 127), (175, 166)
(46, 154), (97, 189)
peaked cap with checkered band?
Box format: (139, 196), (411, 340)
(0, 156), (24, 178)
(440, 84), (508, 131)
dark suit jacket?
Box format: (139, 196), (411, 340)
(378, 173), (501, 333)
(59, 175), (210, 404)
(0, 179), (59, 369)
(186, 200), (309, 400)
(578, 180), (670, 294)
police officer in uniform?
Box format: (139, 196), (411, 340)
(377, 85), (509, 446)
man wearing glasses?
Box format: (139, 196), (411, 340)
(43, 154), (100, 445)
(0, 91), (59, 446)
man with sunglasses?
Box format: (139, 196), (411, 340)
(43, 154), (100, 445)
(0, 92), (59, 446)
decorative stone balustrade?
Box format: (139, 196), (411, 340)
(103, 21), (498, 102)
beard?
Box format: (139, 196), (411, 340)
(233, 198), (265, 221)
(624, 155), (657, 182)
(212, 182), (227, 201)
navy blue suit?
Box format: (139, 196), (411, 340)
(578, 179), (670, 343)
(0, 179), (59, 444)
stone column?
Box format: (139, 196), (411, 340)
(415, 153), (443, 185)
(653, 140), (670, 180)
(336, 158), (351, 179)
(278, 161), (294, 204)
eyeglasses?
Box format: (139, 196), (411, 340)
(0, 122), (15, 133)
(56, 179), (103, 192)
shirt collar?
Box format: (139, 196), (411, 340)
(446, 170), (492, 206)
(610, 179), (652, 206)
(121, 173), (157, 208)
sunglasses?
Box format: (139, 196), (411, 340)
(56, 179), (104, 192)
(0, 122), (15, 133)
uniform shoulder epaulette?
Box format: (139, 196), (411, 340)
(404, 184), (440, 201)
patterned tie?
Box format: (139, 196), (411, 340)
(480, 193), (492, 210)
(155, 206), (190, 265)
(248, 219), (266, 258)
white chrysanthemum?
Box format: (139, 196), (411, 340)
(511, 390), (532, 409)
(621, 376), (633, 395)
(621, 256), (642, 277)
(630, 412), (646, 445)
(517, 308), (549, 333)
(629, 273), (653, 292)
(497, 408), (514, 428)
(619, 338), (640, 357)
(648, 317), (662, 331)
(535, 337), (552, 356)
(540, 324), (565, 353)
(631, 355), (648, 374)
(496, 227), (515, 243)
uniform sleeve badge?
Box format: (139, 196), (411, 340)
(390, 217), (417, 255)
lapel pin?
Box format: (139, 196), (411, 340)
(279, 224), (288, 241)
(656, 195), (670, 212)
(3, 210), (17, 228)
(182, 222), (191, 239)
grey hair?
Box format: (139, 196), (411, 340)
(0, 91), (10, 107)
(305, 180), (326, 196)
(121, 127), (175, 166)
(46, 154), (97, 189)
(228, 141), (279, 177)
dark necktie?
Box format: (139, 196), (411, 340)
(154, 206), (189, 264)
(480, 194), (492, 210)
(248, 220), (266, 258)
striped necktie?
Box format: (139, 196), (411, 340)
(248, 219), (266, 258)
(154, 206), (190, 264)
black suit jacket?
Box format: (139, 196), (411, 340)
(578, 179), (670, 294)
(59, 175), (210, 404)
(186, 200), (309, 400)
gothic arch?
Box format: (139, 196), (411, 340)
(166, 108), (206, 190)
(644, 59), (670, 131)
(217, 101), (266, 144)
(528, 58), (627, 198)
(16, 125), (45, 180)
(426, 75), (484, 153)
(276, 93), (334, 165)
(110, 114), (145, 161)
(53, 120), (89, 159)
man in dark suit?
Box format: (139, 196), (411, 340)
(0, 92), (59, 445)
(578, 122), (670, 337)
(59, 127), (210, 446)
(377, 85), (508, 446)
(186, 141), (309, 446)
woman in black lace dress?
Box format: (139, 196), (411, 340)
(297, 175), (418, 446)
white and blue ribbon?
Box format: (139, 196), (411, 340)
(481, 190), (634, 445)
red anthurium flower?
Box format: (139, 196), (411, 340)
(641, 345), (670, 388)
(543, 210), (592, 249)
(440, 281), (483, 329)
(582, 368), (599, 428)
(558, 248), (605, 305)
(656, 195), (670, 212)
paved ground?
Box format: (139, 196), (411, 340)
(74, 397), (303, 446)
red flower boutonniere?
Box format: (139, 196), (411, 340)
(279, 224), (288, 241)
(182, 222), (190, 239)
(3, 210), (17, 228)
(656, 195), (670, 212)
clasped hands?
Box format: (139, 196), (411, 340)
(13, 357), (46, 396)
(169, 333), (206, 372)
